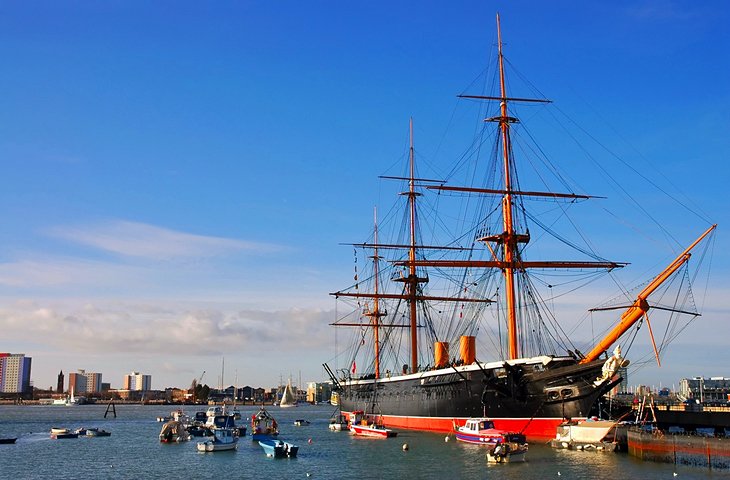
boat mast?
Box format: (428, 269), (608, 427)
(331, 120), (490, 377)
(407, 118), (419, 373)
(496, 13), (520, 360)
(580, 224), (716, 364)
(406, 15), (625, 362)
(363, 207), (384, 379)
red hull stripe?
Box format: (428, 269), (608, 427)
(343, 412), (573, 442)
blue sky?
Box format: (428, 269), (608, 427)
(0, 1), (728, 392)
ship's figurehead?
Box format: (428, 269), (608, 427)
(594, 346), (630, 386)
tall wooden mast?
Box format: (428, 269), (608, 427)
(363, 207), (384, 378)
(495, 13), (520, 360)
(406, 13), (623, 361)
(331, 119), (491, 376)
(406, 118), (419, 373)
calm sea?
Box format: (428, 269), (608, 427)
(0, 404), (722, 479)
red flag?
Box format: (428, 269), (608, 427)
(351, 361), (357, 374)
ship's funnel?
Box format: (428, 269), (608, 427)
(459, 336), (476, 365)
(434, 342), (449, 368)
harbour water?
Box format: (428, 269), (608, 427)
(0, 405), (722, 479)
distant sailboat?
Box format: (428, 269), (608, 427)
(52, 386), (79, 406)
(279, 381), (297, 408)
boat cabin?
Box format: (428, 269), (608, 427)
(212, 428), (235, 443)
(206, 406), (224, 417)
(462, 418), (496, 433)
(207, 414), (236, 429)
(459, 418), (495, 433)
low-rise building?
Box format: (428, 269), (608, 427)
(680, 377), (730, 403)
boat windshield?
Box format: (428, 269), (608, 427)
(480, 421), (495, 430)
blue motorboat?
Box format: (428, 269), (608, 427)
(258, 439), (298, 458)
(207, 414), (246, 437)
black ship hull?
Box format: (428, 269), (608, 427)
(336, 355), (619, 440)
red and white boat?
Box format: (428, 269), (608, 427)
(456, 418), (529, 463)
(455, 418), (508, 445)
(348, 411), (397, 438)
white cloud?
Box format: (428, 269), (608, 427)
(0, 300), (333, 356)
(0, 258), (141, 288)
(46, 219), (282, 259)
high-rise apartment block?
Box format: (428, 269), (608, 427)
(0, 353), (32, 393)
(123, 372), (151, 391)
(69, 369), (102, 394)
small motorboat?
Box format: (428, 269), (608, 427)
(0, 438), (17, 444)
(328, 413), (348, 432)
(250, 406), (279, 441)
(85, 428), (111, 437)
(197, 428), (238, 452)
(455, 418), (508, 445)
(50, 428), (78, 439)
(258, 439), (299, 457)
(293, 419), (310, 426)
(206, 413), (246, 437)
(486, 437), (528, 464)
(348, 411), (397, 438)
(455, 418), (528, 463)
(550, 418), (618, 451)
(187, 425), (211, 437)
(159, 420), (191, 443)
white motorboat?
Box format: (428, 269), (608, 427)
(197, 428), (238, 452)
(159, 420), (191, 443)
(550, 418), (618, 451)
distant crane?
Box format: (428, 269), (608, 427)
(190, 370), (205, 404)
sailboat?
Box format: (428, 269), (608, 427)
(325, 14), (716, 442)
(279, 380), (298, 408)
(66, 387), (77, 406)
(52, 386), (80, 406)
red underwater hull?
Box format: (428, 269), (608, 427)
(342, 412), (576, 442)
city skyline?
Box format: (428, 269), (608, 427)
(1, 1), (729, 391)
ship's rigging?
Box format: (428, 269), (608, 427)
(329, 13), (716, 387)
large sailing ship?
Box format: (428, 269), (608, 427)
(324, 15), (716, 441)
